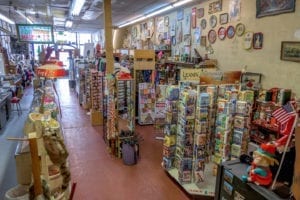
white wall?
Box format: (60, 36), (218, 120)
(119, 0), (300, 96)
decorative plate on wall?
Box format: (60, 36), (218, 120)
(209, 15), (217, 28)
(200, 19), (207, 30)
(208, 29), (217, 44)
(236, 23), (245, 37)
(227, 26), (235, 39)
(218, 27), (226, 40)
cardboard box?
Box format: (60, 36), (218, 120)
(90, 110), (103, 126)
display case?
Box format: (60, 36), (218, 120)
(215, 160), (283, 200)
(19, 81), (70, 199)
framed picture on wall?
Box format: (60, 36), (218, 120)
(201, 36), (206, 47)
(177, 9), (184, 21)
(219, 13), (228, 25)
(229, 0), (241, 22)
(208, 0), (222, 14)
(200, 19), (207, 30)
(253, 32), (263, 49)
(256, 0), (295, 18)
(280, 41), (300, 62)
(241, 72), (262, 90)
(197, 8), (204, 18)
(243, 32), (253, 50)
(192, 7), (197, 28)
(164, 16), (169, 26)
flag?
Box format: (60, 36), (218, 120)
(272, 102), (296, 125)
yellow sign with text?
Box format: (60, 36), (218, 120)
(180, 68), (216, 81)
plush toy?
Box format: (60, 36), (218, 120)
(242, 143), (278, 186)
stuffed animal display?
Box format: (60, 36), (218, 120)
(242, 143), (278, 186)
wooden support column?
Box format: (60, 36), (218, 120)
(29, 137), (43, 197)
(103, 0), (114, 74)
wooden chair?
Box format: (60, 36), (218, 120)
(11, 96), (22, 115)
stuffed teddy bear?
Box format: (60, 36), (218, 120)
(242, 142), (278, 186)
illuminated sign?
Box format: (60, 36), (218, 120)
(16, 24), (54, 43)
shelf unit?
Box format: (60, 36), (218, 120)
(117, 78), (135, 132)
(133, 50), (156, 124)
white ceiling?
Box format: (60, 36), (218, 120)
(0, 0), (202, 33)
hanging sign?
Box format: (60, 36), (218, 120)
(199, 71), (241, 85)
(180, 69), (203, 81)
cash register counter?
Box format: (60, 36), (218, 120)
(215, 160), (284, 200)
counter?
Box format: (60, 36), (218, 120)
(0, 91), (12, 132)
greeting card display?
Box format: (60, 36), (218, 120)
(138, 83), (156, 125)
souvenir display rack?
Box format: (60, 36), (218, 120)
(193, 87), (210, 187)
(82, 68), (91, 109)
(175, 86), (197, 184)
(162, 85), (180, 169)
(90, 70), (104, 125)
(117, 78), (135, 132)
(163, 84), (217, 196)
(16, 81), (71, 199)
(138, 82), (156, 125)
(133, 50), (155, 120)
(116, 78), (135, 158)
(74, 59), (88, 105)
(154, 85), (168, 138)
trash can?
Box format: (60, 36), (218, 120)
(122, 143), (137, 165)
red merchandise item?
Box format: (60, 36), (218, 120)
(248, 163), (273, 186)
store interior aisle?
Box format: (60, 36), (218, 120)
(0, 86), (33, 198)
(55, 78), (190, 200)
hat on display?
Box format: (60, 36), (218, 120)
(255, 143), (278, 166)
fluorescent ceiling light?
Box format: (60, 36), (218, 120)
(71, 0), (86, 16)
(65, 20), (73, 28)
(0, 12), (15, 24)
(173, 0), (193, 7)
(146, 5), (173, 18)
(118, 0), (194, 28)
(16, 10), (33, 24)
(119, 16), (146, 28)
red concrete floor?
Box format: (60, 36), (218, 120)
(54, 79), (200, 200)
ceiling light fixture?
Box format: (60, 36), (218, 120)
(119, 16), (146, 28)
(65, 20), (73, 28)
(71, 0), (86, 16)
(118, 0), (193, 28)
(16, 10), (33, 24)
(0, 12), (15, 24)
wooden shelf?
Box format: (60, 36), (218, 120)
(165, 61), (195, 68)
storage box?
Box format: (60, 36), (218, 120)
(90, 110), (103, 126)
